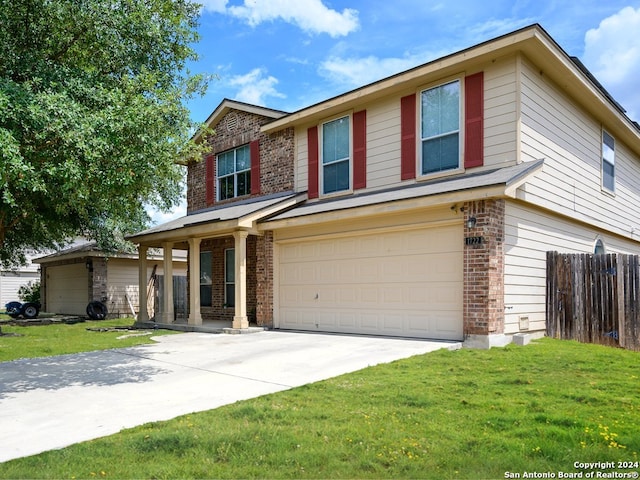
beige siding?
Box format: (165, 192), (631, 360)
(107, 259), (187, 318)
(504, 201), (640, 334)
(484, 56), (518, 167)
(366, 96), (402, 189)
(107, 259), (140, 317)
(518, 57), (640, 241)
(294, 58), (522, 197)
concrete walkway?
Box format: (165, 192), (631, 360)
(0, 330), (459, 463)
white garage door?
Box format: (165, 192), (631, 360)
(47, 263), (88, 315)
(277, 223), (463, 340)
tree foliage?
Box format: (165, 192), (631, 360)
(0, 0), (208, 266)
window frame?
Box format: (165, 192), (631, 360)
(224, 248), (235, 308)
(602, 129), (615, 194)
(594, 238), (606, 255)
(216, 144), (251, 201)
(319, 113), (353, 197)
(418, 77), (464, 179)
(199, 251), (212, 307)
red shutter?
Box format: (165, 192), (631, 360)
(307, 126), (319, 199)
(400, 94), (416, 180)
(205, 154), (215, 206)
(353, 110), (367, 190)
(250, 140), (260, 195)
(464, 72), (484, 168)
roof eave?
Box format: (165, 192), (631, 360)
(193, 99), (288, 144)
(261, 25), (542, 133)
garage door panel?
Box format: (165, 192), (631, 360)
(47, 263), (87, 315)
(278, 224), (463, 340)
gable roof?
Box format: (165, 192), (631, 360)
(260, 24), (640, 157)
(193, 98), (288, 144)
(33, 241), (187, 264)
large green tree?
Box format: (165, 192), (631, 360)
(0, 0), (208, 266)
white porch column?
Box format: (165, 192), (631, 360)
(188, 237), (202, 325)
(137, 245), (149, 322)
(233, 230), (249, 329)
(161, 242), (174, 324)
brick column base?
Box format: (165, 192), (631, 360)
(256, 231), (274, 327)
(463, 199), (505, 343)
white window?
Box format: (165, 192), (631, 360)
(602, 130), (615, 192)
(200, 251), (212, 307)
(421, 80), (461, 175)
(322, 115), (350, 194)
(224, 248), (235, 307)
(217, 144), (251, 200)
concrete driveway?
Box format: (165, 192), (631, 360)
(0, 330), (459, 463)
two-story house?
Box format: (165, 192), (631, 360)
(128, 24), (640, 348)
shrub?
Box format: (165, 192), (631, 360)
(18, 280), (41, 304)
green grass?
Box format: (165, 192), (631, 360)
(0, 317), (176, 362)
(1, 338), (638, 479)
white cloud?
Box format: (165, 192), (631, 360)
(319, 53), (432, 89)
(199, 0), (228, 13)
(228, 68), (286, 105)
(226, 0), (359, 37)
(583, 6), (640, 121)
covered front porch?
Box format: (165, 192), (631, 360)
(126, 193), (305, 332)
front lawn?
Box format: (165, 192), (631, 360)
(0, 317), (175, 362)
(1, 338), (638, 479)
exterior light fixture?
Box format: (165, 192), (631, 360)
(467, 217), (477, 229)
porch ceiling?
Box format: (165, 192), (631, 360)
(127, 192), (306, 247)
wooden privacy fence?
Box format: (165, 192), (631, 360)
(546, 252), (640, 351)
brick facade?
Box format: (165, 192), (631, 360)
(184, 107), (295, 327)
(463, 199), (505, 336)
(198, 236), (258, 323)
(187, 110), (295, 213)
(255, 231), (274, 326)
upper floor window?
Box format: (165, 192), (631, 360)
(322, 115), (350, 194)
(602, 130), (615, 192)
(421, 79), (461, 175)
(217, 144), (251, 200)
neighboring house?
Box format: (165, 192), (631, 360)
(34, 243), (187, 318)
(128, 24), (640, 347)
(0, 253), (40, 306)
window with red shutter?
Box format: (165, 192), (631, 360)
(400, 94), (417, 180)
(250, 140), (260, 195)
(353, 110), (367, 190)
(205, 155), (215, 206)
(464, 72), (484, 168)
(307, 126), (319, 199)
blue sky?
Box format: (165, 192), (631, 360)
(190, 0), (640, 121)
(152, 0), (640, 223)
